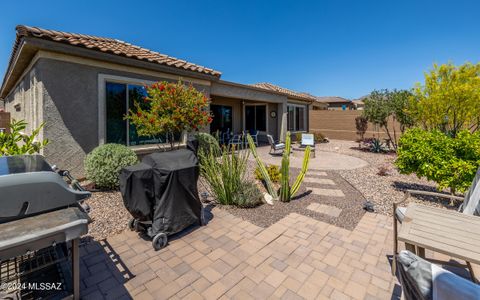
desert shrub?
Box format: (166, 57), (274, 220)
(85, 143), (138, 189)
(255, 164), (281, 183)
(231, 181), (263, 208)
(295, 132), (302, 143)
(0, 119), (48, 155)
(312, 131), (326, 143)
(377, 165), (391, 176)
(196, 132), (220, 156)
(396, 128), (480, 194)
(199, 145), (257, 206)
(355, 116), (368, 141)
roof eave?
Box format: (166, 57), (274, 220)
(1, 37), (222, 98)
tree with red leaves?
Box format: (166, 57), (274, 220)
(126, 81), (212, 149)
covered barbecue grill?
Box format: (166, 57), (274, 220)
(120, 143), (203, 250)
(0, 155), (90, 300)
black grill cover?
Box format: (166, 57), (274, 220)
(120, 146), (201, 236)
(119, 163), (154, 221)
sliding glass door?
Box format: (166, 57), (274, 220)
(245, 105), (266, 134)
(210, 104), (233, 134)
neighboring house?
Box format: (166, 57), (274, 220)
(314, 96), (355, 110)
(0, 25), (311, 176)
(352, 99), (365, 110)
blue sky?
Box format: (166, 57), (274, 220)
(0, 0), (479, 99)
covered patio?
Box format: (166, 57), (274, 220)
(208, 80), (313, 144)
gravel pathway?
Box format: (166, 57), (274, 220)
(318, 140), (461, 215)
(222, 168), (366, 230)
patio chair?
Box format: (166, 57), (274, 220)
(300, 133), (316, 158)
(392, 166), (480, 277)
(221, 128), (231, 145)
(228, 133), (246, 149)
(250, 130), (259, 146)
(267, 134), (285, 154)
(396, 250), (480, 300)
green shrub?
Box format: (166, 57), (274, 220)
(85, 143), (138, 189)
(0, 119), (48, 155)
(255, 164), (281, 183)
(396, 128), (480, 194)
(196, 132), (220, 156)
(231, 181), (263, 208)
(199, 145), (255, 206)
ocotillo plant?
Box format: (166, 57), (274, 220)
(279, 132), (311, 202)
(247, 134), (278, 199)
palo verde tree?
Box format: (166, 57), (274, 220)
(362, 89), (413, 150)
(126, 81), (213, 149)
(409, 63), (480, 137)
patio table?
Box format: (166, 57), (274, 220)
(398, 204), (480, 279)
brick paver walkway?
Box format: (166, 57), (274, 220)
(79, 207), (401, 299)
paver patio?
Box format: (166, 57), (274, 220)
(79, 207), (402, 299)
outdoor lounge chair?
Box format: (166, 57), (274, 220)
(392, 166), (480, 278)
(396, 250), (480, 300)
(300, 133), (316, 157)
(267, 134), (285, 154)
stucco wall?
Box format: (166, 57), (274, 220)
(4, 66), (43, 136)
(34, 57), (210, 176)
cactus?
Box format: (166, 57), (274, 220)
(247, 134), (278, 199)
(291, 145), (311, 196)
(280, 133), (291, 202)
(279, 132), (312, 202)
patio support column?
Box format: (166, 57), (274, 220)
(279, 102), (287, 142)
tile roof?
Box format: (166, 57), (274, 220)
(314, 96), (352, 104)
(12, 25), (221, 77)
(250, 82), (316, 101)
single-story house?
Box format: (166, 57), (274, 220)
(314, 96), (355, 110)
(0, 25), (312, 176)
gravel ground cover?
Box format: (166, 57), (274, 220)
(221, 168), (366, 230)
(85, 139), (458, 240)
(85, 191), (131, 240)
(318, 140), (461, 215)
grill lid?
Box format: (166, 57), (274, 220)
(0, 155), (53, 176)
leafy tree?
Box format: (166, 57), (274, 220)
(0, 119), (48, 155)
(126, 81), (212, 149)
(409, 63), (480, 137)
(354, 116), (368, 141)
(362, 89), (412, 150)
(396, 128), (480, 196)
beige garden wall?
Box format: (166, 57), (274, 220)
(309, 110), (402, 141)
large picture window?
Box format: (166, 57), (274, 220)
(287, 104), (307, 132)
(106, 82), (162, 146)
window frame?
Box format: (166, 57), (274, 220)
(287, 103), (307, 133)
(99, 74), (156, 147)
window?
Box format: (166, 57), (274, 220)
(210, 104), (233, 134)
(245, 105), (266, 133)
(287, 104), (307, 132)
(105, 82), (162, 146)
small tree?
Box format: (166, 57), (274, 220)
(409, 63), (480, 137)
(363, 89), (412, 150)
(126, 81), (212, 149)
(354, 116), (368, 141)
(0, 119), (48, 155)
